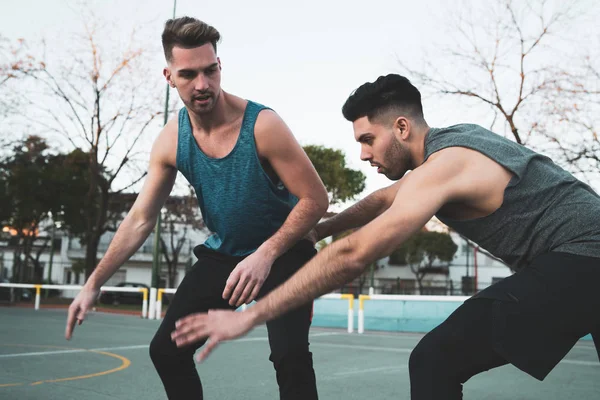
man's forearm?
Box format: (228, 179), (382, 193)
(85, 213), (156, 289)
(258, 198), (326, 260)
(315, 189), (388, 240)
(251, 237), (365, 325)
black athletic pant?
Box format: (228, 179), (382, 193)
(149, 240), (318, 400)
(409, 252), (600, 400)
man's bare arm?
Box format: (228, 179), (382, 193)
(249, 153), (461, 324)
(314, 180), (403, 241)
(66, 121), (178, 339)
(170, 150), (466, 355)
(170, 147), (495, 359)
(251, 110), (329, 260)
(85, 123), (178, 289)
(221, 110), (328, 306)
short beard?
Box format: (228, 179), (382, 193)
(384, 137), (411, 180)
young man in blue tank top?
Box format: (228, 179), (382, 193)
(64, 17), (328, 399)
(172, 74), (600, 399)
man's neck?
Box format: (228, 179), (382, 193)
(412, 123), (431, 168)
(187, 91), (230, 134)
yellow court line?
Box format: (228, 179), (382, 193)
(0, 383), (23, 388)
(29, 351), (131, 385)
(0, 347), (131, 388)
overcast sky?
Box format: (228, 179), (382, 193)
(2, 0), (599, 205)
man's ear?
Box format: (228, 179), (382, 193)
(163, 68), (175, 88)
(393, 117), (411, 141)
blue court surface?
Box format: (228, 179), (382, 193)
(1, 307), (598, 399)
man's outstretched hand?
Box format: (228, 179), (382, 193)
(171, 309), (256, 362)
(65, 287), (99, 340)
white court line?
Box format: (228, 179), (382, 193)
(225, 332), (338, 343)
(0, 332), (339, 359)
(309, 342), (600, 367)
(0, 349), (85, 358)
(1, 334), (596, 368)
(311, 342), (412, 354)
(333, 365), (407, 376)
(341, 330), (597, 349)
(559, 360), (600, 367)
(87, 344), (148, 352)
(320, 366), (407, 381)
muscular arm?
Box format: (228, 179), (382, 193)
(67, 120), (179, 339)
(171, 147), (512, 356)
(85, 121), (178, 290)
(249, 151), (465, 324)
(314, 180), (402, 241)
(253, 110), (329, 260)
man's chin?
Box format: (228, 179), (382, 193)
(383, 171), (402, 181)
(190, 103), (215, 115)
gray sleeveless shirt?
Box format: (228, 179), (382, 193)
(423, 123), (600, 269)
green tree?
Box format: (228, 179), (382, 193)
(3, 136), (55, 282)
(0, 154), (11, 228)
(0, 136), (92, 282)
(389, 231), (457, 294)
(1, 137), (59, 281)
(50, 149), (96, 237)
(48, 148), (134, 241)
(303, 145), (366, 205)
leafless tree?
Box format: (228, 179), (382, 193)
(0, 35), (43, 129)
(16, 18), (168, 278)
(400, 0), (599, 184)
(537, 57), (599, 179)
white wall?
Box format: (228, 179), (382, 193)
(448, 232), (513, 291)
(365, 231), (514, 294)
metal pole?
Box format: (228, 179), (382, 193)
(151, 0), (177, 290)
(45, 222), (56, 298)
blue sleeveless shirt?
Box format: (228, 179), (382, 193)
(175, 101), (298, 256)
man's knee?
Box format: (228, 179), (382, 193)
(270, 347), (314, 372)
(409, 328), (457, 378)
(409, 333), (433, 376)
(149, 331), (169, 367)
(149, 328), (203, 369)
(270, 348), (316, 392)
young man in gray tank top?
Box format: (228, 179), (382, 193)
(64, 17), (328, 399)
(172, 74), (600, 399)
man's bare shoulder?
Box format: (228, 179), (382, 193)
(151, 117), (179, 168)
(254, 108), (287, 135)
(424, 145), (509, 171)
(419, 145), (513, 206)
(424, 146), (473, 165)
(252, 108), (298, 156)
